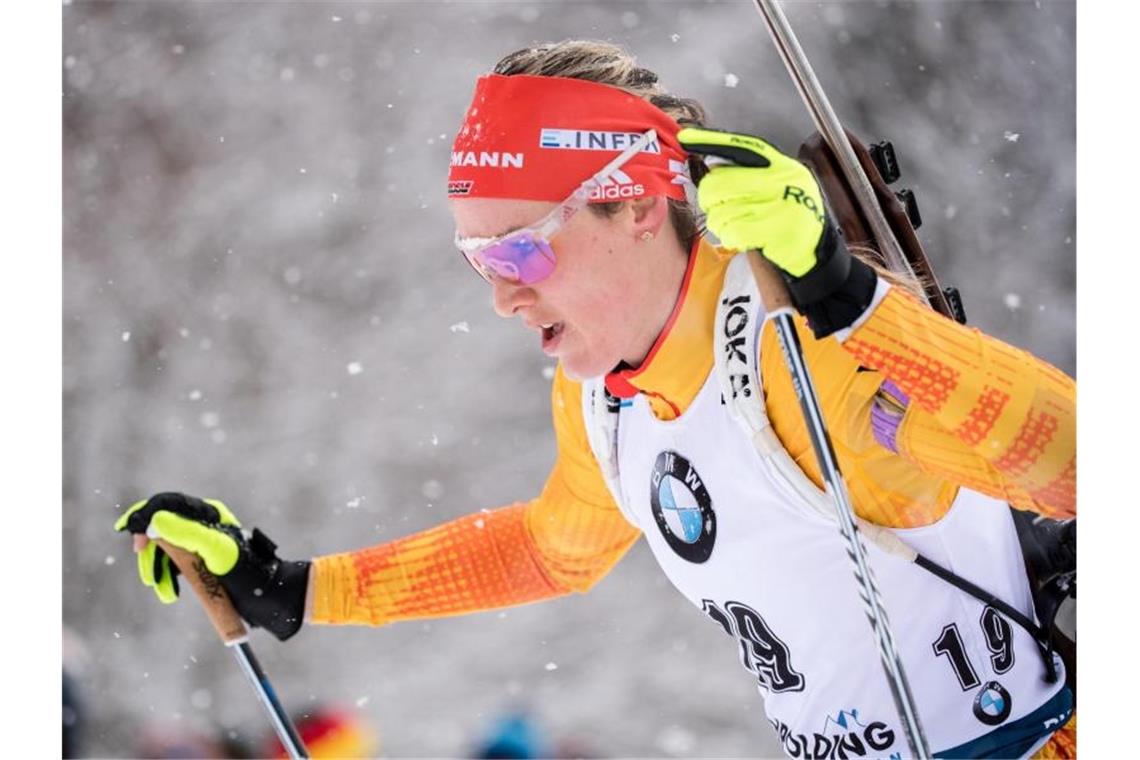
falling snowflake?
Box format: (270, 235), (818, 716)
(657, 725), (696, 755)
(347, 362), (363, 375)
(1003, 131), (1020, 143)
(422, 479), (445, 499)
(724, 73), (740, 88)
(121, 331), (131, 342)
(544, 662), (558, 671)
(1003, 293), (1022, 310)
(449, 321), (470, 334)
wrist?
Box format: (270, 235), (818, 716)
(220, 528), (310, 641)
(785, 224), (878, 338)
(304, 558), (317, 622)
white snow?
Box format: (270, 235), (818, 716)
(542, 366), (555, 380)
(544, 661), (558, 671)
(1004, 130), (1021, 142)
(449, 321), (470, 333)
(104, 555), (116, 566)
(121, 331), (131, 342)
(347, 361), (363, 375)
(199, 411), (219, 428)
(724, 73), (739, 88)
(356, 695), (371, 707)
(1003, 293), (1022, 310)
(346, 496), (362, 509)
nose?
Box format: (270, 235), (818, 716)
(490, 277), (537, 318)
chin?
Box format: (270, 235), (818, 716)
(558, 351), (616, 382)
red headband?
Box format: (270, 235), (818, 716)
(448, 74), (691, 203)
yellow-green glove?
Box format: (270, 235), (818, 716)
(114, 493), (241, 604)
(677, 127), (825, 276)
(678, 126), (878, 337)
(114, 492), (309, 641)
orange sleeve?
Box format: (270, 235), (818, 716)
(844, 287), (1075, 518)
(309, 367), (641, 626)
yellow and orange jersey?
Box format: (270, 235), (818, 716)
(312, 239), (1074, 626)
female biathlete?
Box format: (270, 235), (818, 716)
(116, 41), (1076, 759)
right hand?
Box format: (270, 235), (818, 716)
(114, 492), (310, 641)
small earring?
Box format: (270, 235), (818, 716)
(640, 231), (654, 242)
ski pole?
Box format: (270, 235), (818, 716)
(156, 540), (310, 759)
(742, 250), (931, 758)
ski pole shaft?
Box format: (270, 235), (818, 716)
(744, 255), (931, 759)
(752, 0), (924, 293)
(156, 541), (310, 759)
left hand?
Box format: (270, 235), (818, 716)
(677, 126), (826, 277)
(114, 492), (310, 641)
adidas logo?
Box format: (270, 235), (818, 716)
(588, 169), (645, 200)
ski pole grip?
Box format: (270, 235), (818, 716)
(156, 540), (249, 645)
(747, 250), (795, 310)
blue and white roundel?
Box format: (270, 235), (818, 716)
(659, 474), (704, 543)
(650, 451), (716, 563)
(973, 680), (1012, 726)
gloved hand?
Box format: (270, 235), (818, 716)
(114, 492), (310, 641)
(678, 126), (877, 337)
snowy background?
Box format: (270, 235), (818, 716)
(63, 1), (1075, 757)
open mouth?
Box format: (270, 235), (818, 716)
(541, 322), (565, 353)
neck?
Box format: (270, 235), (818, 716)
(622, 230), (693, 368)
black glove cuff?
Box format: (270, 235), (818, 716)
(222, 527), (310, 642)
(785, 224), (878, 338)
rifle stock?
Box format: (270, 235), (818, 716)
(797, 128), (959, 320)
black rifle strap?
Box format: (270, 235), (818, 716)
(914, 553), (1059, 683)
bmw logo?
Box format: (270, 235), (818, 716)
(973, 681), (1012, 726)
(650, 451), (716, 563)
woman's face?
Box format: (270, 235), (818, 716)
(451, 196), (681, 380)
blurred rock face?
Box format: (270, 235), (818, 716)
(64, 2), (1073, 757)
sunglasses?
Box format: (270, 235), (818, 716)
(454, 129), (659, 285)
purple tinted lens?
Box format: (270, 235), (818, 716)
(474, 232), (556, 284)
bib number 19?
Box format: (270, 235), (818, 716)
(932, 606), (1014, 691)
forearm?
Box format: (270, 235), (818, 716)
(308, 503), (569, 626)
(845, 285), (1076, 516)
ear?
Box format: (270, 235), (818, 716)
(628, 195), (670, 241)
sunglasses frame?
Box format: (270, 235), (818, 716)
(454, 128), (660, 284)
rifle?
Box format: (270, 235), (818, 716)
(753, 0), (1076, 700)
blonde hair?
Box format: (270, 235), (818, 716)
(494, 40), (926, 297)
